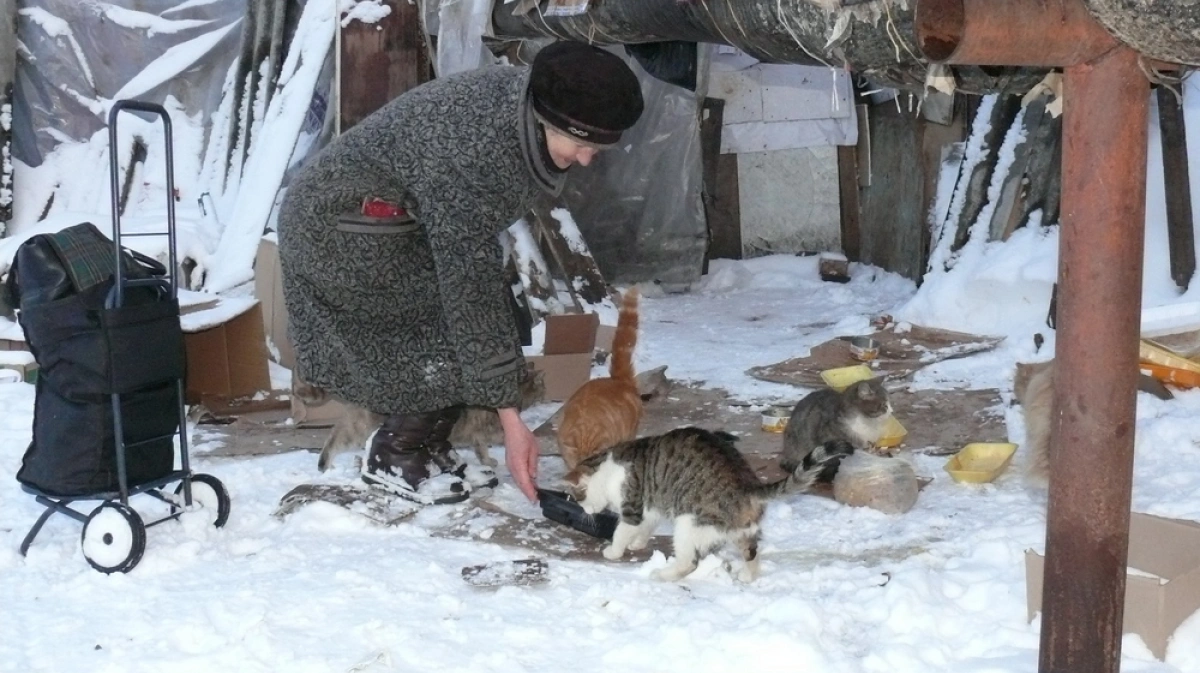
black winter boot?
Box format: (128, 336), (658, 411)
(427, 406), (500, 489)
(362, 412), (470, 505)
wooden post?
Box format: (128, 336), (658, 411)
(0, 0), (16, 231)
(1157, 84), (1196, 291)
(837, 145), (862, 261)
(339, 0), (432, 132)
(700, 97), (742, 261)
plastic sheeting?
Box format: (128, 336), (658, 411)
(555, 45), (707, 288)
(14, 0), (248, 168)
(434, 0), (498, 77)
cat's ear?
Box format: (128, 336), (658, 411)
(856, 382), (875, 399)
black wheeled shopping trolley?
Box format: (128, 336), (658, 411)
(8, 100), (230, 573)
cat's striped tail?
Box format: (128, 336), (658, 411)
(760, 440), (856, 497)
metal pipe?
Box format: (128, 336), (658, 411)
(916, 0), (1119, 66)
(1041, 46), (1149, 673)
(491, 0), (1051, 94)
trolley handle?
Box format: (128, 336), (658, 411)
(107, 99), (178, 309)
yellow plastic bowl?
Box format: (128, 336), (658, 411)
(820, 364), (875, 392)
(944, 442), (1018, 483)
(875, 415), (907, 449)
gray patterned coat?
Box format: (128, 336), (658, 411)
(277, 66), (564, 414)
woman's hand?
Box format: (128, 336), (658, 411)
(497, 407), (539, 502)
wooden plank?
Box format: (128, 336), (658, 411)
(950, 94), (1022, 251)
(856, 93), (926, 281)
(700, 97), (742, 261)
(0, 0), (13, 230)
(919, 95), (965, 270)
(223, 0), (261, 188)
(1157, 85), (1196, 291)
(988, 98), (1047, 241)
(1021, 101), (1062, 230)
(531, 203), (609, 309)
(836, 145), (861, 261)
(339, 0), (431, 131)
(502, 223), (563, 320)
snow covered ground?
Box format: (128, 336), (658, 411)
(4, 250), (1200, 672)
(6, 12), (1200, 669)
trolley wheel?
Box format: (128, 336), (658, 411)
(175, 473), (231, 528)
(81, 503), (146, 574)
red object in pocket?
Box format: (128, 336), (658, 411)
(362, 197), (407, 219)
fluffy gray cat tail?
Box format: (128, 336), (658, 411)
(763, 440), (856, 497)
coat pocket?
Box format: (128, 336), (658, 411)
(335, 212), (418, 235)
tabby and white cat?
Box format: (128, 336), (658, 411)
(780, 378), (891, 478)
(557, 287), (642, 470)
(567, 427), (854, 583)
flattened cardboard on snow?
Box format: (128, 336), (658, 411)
(526, 312), (600, 401)
(255, 237), (296, 369)
(180, 297), (272, 404)
(1025, 512), (1200, 659)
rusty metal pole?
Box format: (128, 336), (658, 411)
(1041, 46), (1149, 672)
(917, 2), (1151, 670)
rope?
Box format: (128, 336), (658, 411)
(1137, 55), (1191, 106)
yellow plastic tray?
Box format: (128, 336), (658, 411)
(875, 415), (907, 448)
(1140, 340), (1200, 374)
(944, 442), (1018, 483)
(820, 364), (875, 392)
(1140, 363), (1200, 389)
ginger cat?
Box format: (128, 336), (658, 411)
(557, 287), (642, 470)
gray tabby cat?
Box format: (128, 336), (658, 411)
(567, 427), (854, 583)
(295, 366), (546, 472)
(780, 378), (891, 478)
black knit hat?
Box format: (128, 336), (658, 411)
(529, 42), (644, 147)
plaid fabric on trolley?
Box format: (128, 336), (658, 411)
(43, 222), (159, 293)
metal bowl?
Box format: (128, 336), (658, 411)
(849, 336), (880, 362)
(761, 406), (792, 433)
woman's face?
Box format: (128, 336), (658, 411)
(545, 127), (600, 169)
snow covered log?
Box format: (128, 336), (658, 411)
(1084, 0), (1200, 66)
(491, 0), (1048, 95)
(493, 0), (1200, 94)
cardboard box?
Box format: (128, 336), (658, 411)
(255, 236), (296, 369)
(1025, 512), (1200, 659)
(1, 314), (26, 352)
(595, 324), (616, 353)
(180, 295), (272, 404)
(526, 312), (599, 401)
(0, 348), (37, 382)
